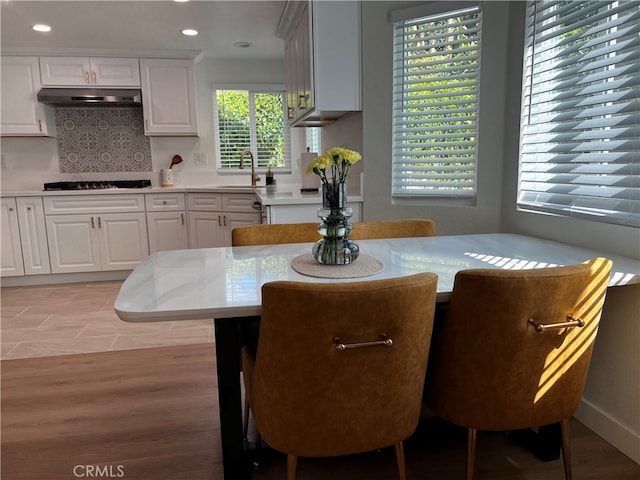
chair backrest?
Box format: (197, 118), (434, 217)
(349, 219), (436, 240)
(424, 257), (612, 431)
(231, 222), (320, 246)
(251, 272), (438, 458)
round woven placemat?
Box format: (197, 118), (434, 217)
(291, 253), (384, 279)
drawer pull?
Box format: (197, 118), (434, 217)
(91, 217), (95, 228)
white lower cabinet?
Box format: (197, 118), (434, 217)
(16, 197), (51, 275)
(46, 213), (148, 273)
(265, 202), (362, 224)
(147, 212), (188, 253)
(145, 193), (188, 254)
(187, 193), (260, 248)
(1, 198), (25, 277)
(187, 211), (220, 249)
(44, 195), (148, 274)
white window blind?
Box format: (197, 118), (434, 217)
(392, 5), (482, 198)
(518, 0), (640, 227)
(214, 88), (290, 170)
(305, 127), (322, 155)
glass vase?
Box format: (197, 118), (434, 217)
(312, 183), (360, 265)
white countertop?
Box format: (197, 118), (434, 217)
(0, 184), (363, 206)
(256, 184), (363, 206)
(114, 233), (640, 323)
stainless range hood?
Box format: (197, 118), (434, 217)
(37, 88), (142, 106)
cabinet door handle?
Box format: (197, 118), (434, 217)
(91, 71), (97, 84)
(98, 217), (102, 228)
(145, 119), (149, 130)
(27, 206), (32, 211)
(181, 213), (185, 225)
(38, 119), (43, 132)
(84, 71), (90, 84)
(223, 215), (227, 227)
(9, 207), (14, 212)
(91, 217), (95, 228)
(218, 215), (222, 227)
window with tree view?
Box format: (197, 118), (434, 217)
(214, 88), (290, 170)
(392, 4), (482, 199)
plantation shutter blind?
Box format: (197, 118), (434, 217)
(216, 90), (250, 169)
(519, 0), (640, 227)
(392, 4), (482, 198)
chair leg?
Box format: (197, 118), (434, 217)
(560, 418), (573, 480)
(467, 428), (477, 480)
(395, 441), (407, 480)
(287, 454), (298, 480)
(243, 396), (250, 443)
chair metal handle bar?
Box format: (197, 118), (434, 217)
(528, 315), (585, 333)
(334, 334), (393, 351)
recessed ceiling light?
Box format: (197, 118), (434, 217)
(174, 0), (189, 3)
(234, 42), (253, 48)
(181, 29), (198, 36)
(32, 24), (52, 32)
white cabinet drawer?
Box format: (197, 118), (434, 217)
(186, 193), (223, 211)
(44, 194), (145, 214)
(145, 193), (186, 211)
(222, 193), (261, 213)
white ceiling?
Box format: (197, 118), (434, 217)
(0, 0), (287, 60)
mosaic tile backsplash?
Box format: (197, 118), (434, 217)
(55, 107), (152, 173)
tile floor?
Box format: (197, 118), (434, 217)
(1, 280), (213, 360)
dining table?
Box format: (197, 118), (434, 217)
(114, 233), (640, 480)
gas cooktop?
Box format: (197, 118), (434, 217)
(43, 180), (152, 191)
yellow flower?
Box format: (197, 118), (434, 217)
(307, 147), (361, 184)
(306, 153), (333, 174)
(330, 147), (361, 164)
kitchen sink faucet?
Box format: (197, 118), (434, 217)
(239, 150), (260, 187)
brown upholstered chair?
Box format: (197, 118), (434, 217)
(423, 258), (612, 480)
(245, 273), (438, 480)
(232, 221), (322, 447)
(349, 219), (436, 240)
(231, 222), (321, 246)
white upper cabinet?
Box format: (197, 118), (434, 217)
(39, 57), (140, 86)
(139, 58), (199, 136)
(1, 57), (56, 136)
(278, 0), (361, 126)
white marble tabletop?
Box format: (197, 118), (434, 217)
(114, 233), (640, 323)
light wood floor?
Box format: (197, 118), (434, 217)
(2, 343), (639, 480)
(1, 281), (213, 359)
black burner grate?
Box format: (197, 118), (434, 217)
(43, 180), (152, 191)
